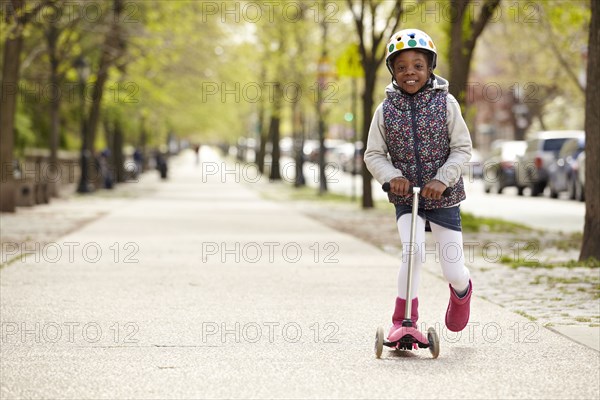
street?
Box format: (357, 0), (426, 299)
(1, 149), (598, 399)
(293, 159), (586, 233)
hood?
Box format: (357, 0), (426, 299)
(385, 74), (449, 96)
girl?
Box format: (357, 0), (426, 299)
(364, 29), (473, 338)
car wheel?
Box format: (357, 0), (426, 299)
(567, 178), (577, 200)
(531, 182), (545, 197)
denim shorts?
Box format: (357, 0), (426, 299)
(395, 204), (462, 232)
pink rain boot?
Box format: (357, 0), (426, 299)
(445, 280), (473, 332)
(388, 297), (419, 338)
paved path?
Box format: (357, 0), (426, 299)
(1, 149), (598, 399)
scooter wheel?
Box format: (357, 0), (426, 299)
(375, 326), (384, 359)
(427, 327), (440, 359)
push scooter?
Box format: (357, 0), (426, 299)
(374, 182), (448, 359)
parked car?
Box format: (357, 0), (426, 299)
(302, 139), (320, 162)
(330, 141), (364, 174)
(547, 137), (585, 199)
(575, 151), (585, 202)
(483, 140), (527, 194)
(515, 130), (585, 196)
(279, 137), (294, 158)
(307, 139), (345, 164)
(467, 148), (484, 179)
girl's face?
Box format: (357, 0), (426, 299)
(392, 50), (431, 94)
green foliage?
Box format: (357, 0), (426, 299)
(502, 256), (600, 269)
(4, 0), (593, 160)
(461, 211), (534, 233)
(14, 107), (36, 157)
(476, 0), (590, 132)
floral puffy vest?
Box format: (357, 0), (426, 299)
(383, 89), (466, 209)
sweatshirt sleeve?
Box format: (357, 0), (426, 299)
(364, 103), (405, 184)
(433, 94), (473, 187)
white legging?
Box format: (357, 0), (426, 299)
(396, 214), (470, 299)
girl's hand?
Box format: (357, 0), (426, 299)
(389, 176), (410, 196)
(421, 180), (447, 199)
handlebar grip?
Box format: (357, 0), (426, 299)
(382, 182), (452, 197)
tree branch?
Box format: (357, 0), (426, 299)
(346, 0), (368, 65)
(387, 0), (407, 36)
(538, 8), (586, 94)
(375, 0), (403, 48)
(376, 0), (404, 64)
(466, 0), (501, 54)
(20, 0), (56, 24)
(369, 0), (376, 58)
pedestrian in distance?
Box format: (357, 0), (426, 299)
(193, 143), (201, 165)
(364, 29), (473, 340)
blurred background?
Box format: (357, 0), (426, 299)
(0, 0), (593, 211)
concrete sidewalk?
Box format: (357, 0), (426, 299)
(1, 148), (599, 399)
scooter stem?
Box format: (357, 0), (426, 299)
(404, 187), (420, 321)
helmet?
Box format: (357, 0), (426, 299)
(385, 29), (437, 74)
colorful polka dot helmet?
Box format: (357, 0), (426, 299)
(385, 29), (437, 74)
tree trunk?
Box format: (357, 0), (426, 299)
(293, 101), (306, 187)
(317, 94), (328, 194)
(360, 61), (376, 209)
(0, 0), (25, 212)
(86, 0), (124, 160)
(268, 82), (282, 181)
(448, 0), (470, 106)
(580, 0), (600, 262)
(47, 20), (60, 197)
(448, 0), (501, 148)
(113, 119), (125, 183)
(256, 96), (267, 174)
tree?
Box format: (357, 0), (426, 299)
(346, 0), (404, 209)
(39, 0), (82, 196)
(263, 26), (286, 182)
(0, 0), (53, 212)
(268, 81), (283, 181)
(124, 1), (228, 145)
(290, 4), (311, 187)
(85, 0), (126, 171)
(44, 8), (62, 197)
(255, 62), (268, 175)
(250, 0), (317, 182)
(580, 0), (599, 261)
(447, 0), (501, 141)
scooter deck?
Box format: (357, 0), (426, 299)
(375, 325), (439, 358)
(385, 326), (430, 350)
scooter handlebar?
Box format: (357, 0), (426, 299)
(382, 182), (452, 197)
